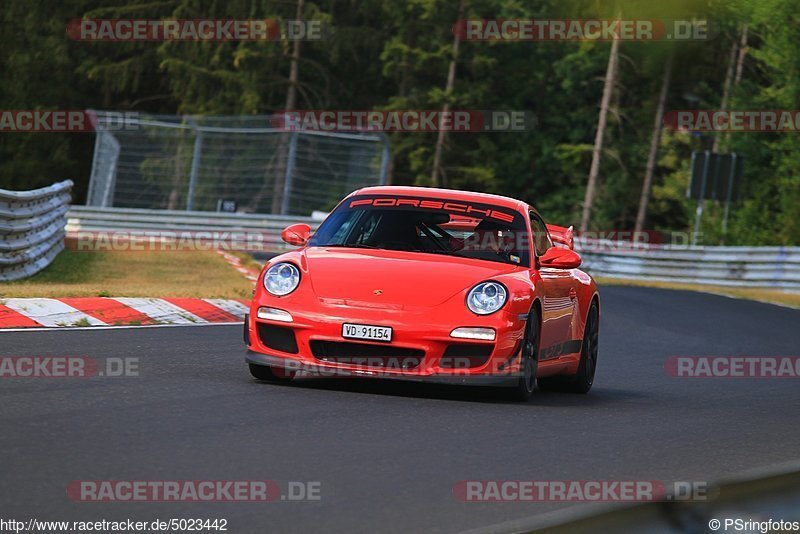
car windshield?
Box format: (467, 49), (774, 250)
(308, 195), (530, 267)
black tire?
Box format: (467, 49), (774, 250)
(248, 363), (296, 382)
(538, 301), (599, 394)
(507, 307), (540, 402)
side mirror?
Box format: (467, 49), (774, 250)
(539, 247), (581, 269)
(281, 223), (311, 246)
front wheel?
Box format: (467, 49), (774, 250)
(507, 307), (540, 402)
(538, 301), (598, 394)
(249, 363), (296, 383)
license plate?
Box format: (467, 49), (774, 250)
(342, 323), (392, 342)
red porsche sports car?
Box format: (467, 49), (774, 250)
(244, 186), (599, 400)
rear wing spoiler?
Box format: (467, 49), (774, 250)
(545, 224), (575, 250)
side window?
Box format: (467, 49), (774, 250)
(354, 211), (380, 244)
(330, 214), (356, 243)
(529, 213), (552, 257)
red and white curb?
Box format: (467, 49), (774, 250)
(217, 250), (260, 282)
(0, 297), (251, 329)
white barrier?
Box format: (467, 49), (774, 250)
(0, 180), (73, 281)
(66, 205), (317, 253)
(576, 238), (800, 289)
(64, 207), (799, 289)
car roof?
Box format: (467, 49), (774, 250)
(351, 185), (532, 214)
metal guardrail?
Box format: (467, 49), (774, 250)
(66, 206), (318, 252)
(576, 238), (800, 289)
(0, 180), (73, 281)
(500, 462), (800, 533)
(65, 207), (799, 289)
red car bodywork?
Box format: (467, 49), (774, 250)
(245, 186), (599, 385)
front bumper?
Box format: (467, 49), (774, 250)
(245, 298), (527, 385)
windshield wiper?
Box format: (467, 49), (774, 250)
(408, 248), (460, 256)
(324, 243), (382, 249)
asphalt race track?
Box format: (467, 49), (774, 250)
(2, 286), (799, 533)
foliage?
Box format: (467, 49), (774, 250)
(0, 0), (797, 244)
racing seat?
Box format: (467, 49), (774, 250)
(368, 212), (422, 251)
(470, 219), (506, 253)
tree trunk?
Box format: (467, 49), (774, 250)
(579, 36), (620, 232)
(712, 35), (738, 154)
(634, 51), (673, 234)
(721, 25), (748, 240)
(268, 0), (305, 214)
(735, 24), (748, 85)
(430, 0), (465, 188)
(168, 131), (187, 210)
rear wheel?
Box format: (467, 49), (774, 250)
(507, 307), (540, 402)
(538, 301), (598, 394)
(249, 363), (296, 383)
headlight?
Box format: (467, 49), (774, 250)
(264, 262), (300, 296)
(466, 282), (508, 315)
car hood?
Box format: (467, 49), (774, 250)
(304, 247), (519, 308)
